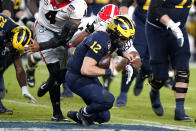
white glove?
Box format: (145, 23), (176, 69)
(22, 86), (36, 104)
(166, 20), (184, 47)
(125, 65), (133, 85)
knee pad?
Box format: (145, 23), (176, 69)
(148, 74), (164, 91)
(102, 90), (115, 110)
(172, 70), (189, 93)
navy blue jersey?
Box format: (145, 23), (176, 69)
(0, 13), (18, 47)
(134, 0), (150, 23)
(67, 31), (115, 74)
(0, 13), (18, 56)
(148, 0), (194, 28)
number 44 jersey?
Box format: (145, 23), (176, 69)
(37, 0), (87, 32)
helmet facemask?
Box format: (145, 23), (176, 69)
(107, 15), (135, 51)
(11, 26), (32, 52)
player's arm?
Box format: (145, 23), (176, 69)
(81, 36), (115, 76)
(149, 0), (184, 47)
(13, 55), (36, 103)
(26, 20), (78, 54)
(81, 56), (114, 76)
(120, 0), (135, 15)
(26, 0), (39, 16)
(121, 49), (141, 84)
(71, 22), (95, 47)
(13, 56), (27, 87)
(1, 0), (14, 17)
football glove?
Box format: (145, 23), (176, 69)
(22, 86), (36, 104)
(85, 23), (94, 34)
(125, 65), (134, 85)
(166, 20), (184, 47)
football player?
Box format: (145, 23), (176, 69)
(115, 0), (152, 107)
(65, 15), (140, 125)
(26, 0), (87, 121)
(0, 13), (35, 114)
(146, 0), (193, 121)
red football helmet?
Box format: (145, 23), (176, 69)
(95, 4), (120, 31)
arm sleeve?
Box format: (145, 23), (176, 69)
(39, 37), (63, 50)
(120, 0), (134, 7)
(39, 21), (78, 50)
(149, 0), (167, 21)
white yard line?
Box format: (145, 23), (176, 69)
(111, 116), (196, 130)
(4, 99), (51, 108)
(2, 100), (196, 131)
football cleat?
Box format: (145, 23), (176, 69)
(51, 114), (70, 122)
(150, 90), (164, 116)
(77, 108), (94, 126)
(0, 106), (13, 115)
(174, 109), (192, 122)
(116, 92), (127, 107)
(133, 71), (145, 96)
(67, 111), (82, 124)
(26, 68), (35, 87)
(37, 82), (49, 97)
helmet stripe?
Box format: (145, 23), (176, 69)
(110, 5), (115, 19)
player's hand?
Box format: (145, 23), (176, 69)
(122, 51), (134, 63)
(166, 20), (184, 47)
(22, 86), (37, 104)
(85, 23), (94, 34)
(125, 65), (133, 85)
(25, 38), (40, 55)
(109, 58), (115, 75)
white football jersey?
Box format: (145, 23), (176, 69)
(37, 0), (87, 32)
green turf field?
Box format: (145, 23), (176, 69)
(1, 63), (196, 129)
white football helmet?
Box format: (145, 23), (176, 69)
(94, 4), (120, 32)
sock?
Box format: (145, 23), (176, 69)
(49, 83), (61, 116)
(150, 89), (160, 107)
(175, 98), (185, 114)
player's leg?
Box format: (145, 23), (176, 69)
(116, 67), (134, 107)
(132, 14), (151, 96)
(66, 72), (114, 125)
(171, 28), (192, 121)
(61, 48), (74, 98)
(146, 23), (170, 116)
(0, 74), (13, 115)
(35, 23), (69, 121)
(26, 52), (42, 87)
(61, 80), (73, 98)
(0, 53), (13, 115)
(133, 58), (151, 96)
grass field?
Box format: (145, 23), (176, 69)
(1, 62), (196, 130)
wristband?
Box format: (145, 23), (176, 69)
(105, 68), (112, 75)
(34, 12), (39, 19)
